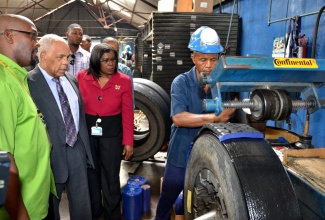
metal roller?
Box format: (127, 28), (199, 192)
(249, 89), (278, 121)
(273, 89), (292, 121)
(209, 89), (317, 121)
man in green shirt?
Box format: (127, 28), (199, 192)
(0, 14), (55, 220)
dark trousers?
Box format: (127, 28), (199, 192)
(88, 135), (124, 220)
(155, 162), (185, 220)
(88, 167), (103, 218)
(88, 135), (104, 218)
(45, 138), (91, 220)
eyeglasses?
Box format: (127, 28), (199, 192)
(100, 58), (116, 65)
(70, 54), (75, 65)
(0, 29), (38, 41)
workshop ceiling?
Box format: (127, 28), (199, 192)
(0, 0), (158, 38)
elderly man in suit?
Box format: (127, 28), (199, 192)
(28, 34), (94, 220)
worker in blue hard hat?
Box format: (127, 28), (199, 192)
(155, 26), (236, 220)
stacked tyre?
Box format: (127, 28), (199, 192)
(132, 78), (171, 161)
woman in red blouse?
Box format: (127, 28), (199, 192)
(77, 43), (133, 219)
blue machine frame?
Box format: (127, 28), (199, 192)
(203, 56), (325, 115)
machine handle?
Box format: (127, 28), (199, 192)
(303, 112), (310, 135)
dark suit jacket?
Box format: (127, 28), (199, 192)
(28, 66), (94, 183)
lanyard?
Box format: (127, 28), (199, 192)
(0, 59), (45, 123)
(0, 59), (30, 95)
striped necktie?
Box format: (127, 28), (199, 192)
(52, 78), (77, 147)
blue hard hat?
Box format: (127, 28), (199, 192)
(125, 45), (131, 51)
(188, 26), (224, 54)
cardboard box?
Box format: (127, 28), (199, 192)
(176, 0), (193, 12)
(161, 177), (185, 220)
(193, 0), (213, 12)
(283, 148), (325, 194)
(158, 0), (175, 12)
(175, 215), (185, 220)
(283, 148), (325, 166)
(171, 207), (185, 220)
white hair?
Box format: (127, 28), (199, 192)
(38, 34), (67, 60)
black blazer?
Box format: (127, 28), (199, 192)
(28, 66), (94, 183)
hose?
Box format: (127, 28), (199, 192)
(311, 5), (325, 58)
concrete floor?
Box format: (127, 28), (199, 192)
(59, 152), (167, 220)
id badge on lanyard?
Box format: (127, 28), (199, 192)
(91, 118), (103, 136)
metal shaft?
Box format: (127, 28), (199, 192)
(292, 100), (316, 110)
(222, 99), (316, 110)
(222, 100), (255, 109)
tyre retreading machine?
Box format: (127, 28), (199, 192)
(184, 56), (325, 220)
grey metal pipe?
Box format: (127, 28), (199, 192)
(268, 0), (322, 26)
(193, 210), (217, 220)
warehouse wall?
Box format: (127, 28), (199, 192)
(216, 0), (325, 148)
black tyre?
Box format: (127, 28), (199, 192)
(134, 78), (171, 142)
(132, 80), (170, 161)
(184, 132), (248, 219)
(133, 78), (171, 110)
(184, 131), (301, 219)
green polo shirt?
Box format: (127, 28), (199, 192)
(0, 54), (56, 219)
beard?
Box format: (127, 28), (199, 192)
(29, 49), (38, 67)
(29, 57), (37, 67)
(70, 41), (81, 48)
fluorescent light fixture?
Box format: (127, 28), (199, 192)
(120, 10), (131, 17)
(108, 2), (122, 11)
(108, 2), (131, 17)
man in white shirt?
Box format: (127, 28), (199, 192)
(66, 23), (90, 77)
